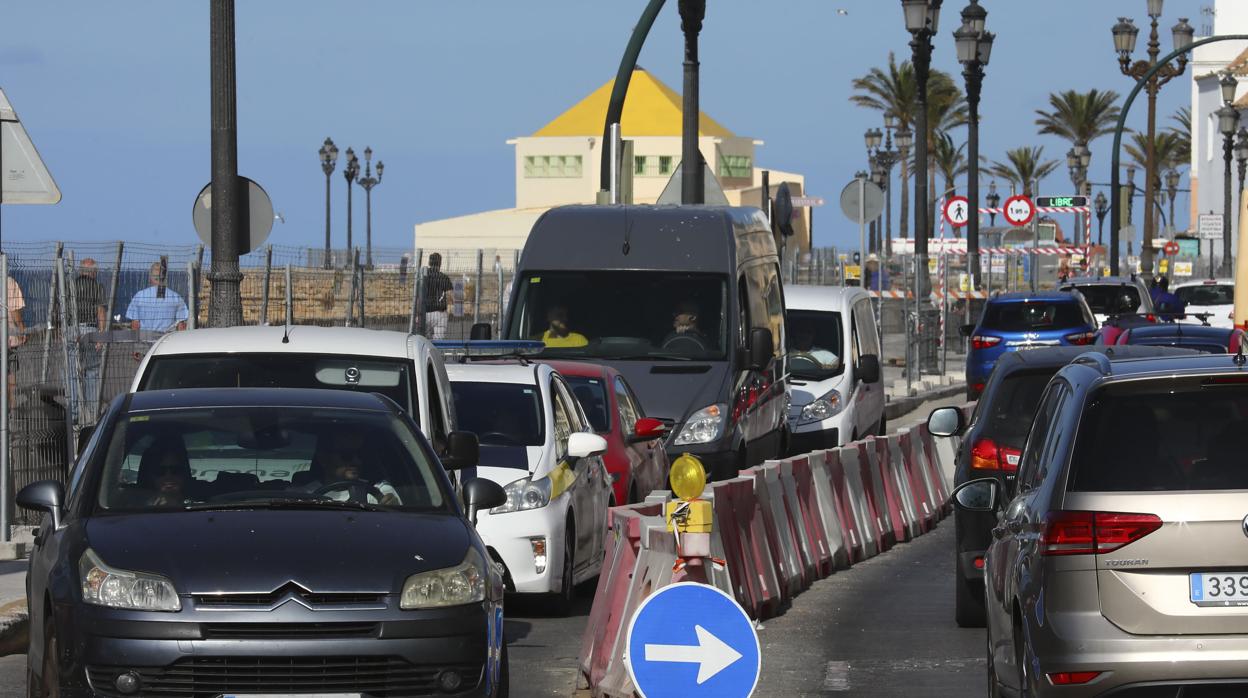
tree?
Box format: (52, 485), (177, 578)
(1125, 131), (1187, 180)
(1165, 107), (1192, 167)
(987, 147), (1060, 198)
(1035, 89), (1121, 192)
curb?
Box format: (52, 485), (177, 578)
(0, 599), (28, 658)
(884, 382), (966, 421)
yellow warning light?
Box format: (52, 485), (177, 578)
(669, 453), (707, 501)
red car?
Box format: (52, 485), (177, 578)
(543, 361), (671, 505)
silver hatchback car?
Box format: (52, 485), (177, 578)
(953, 351), (1248, 697)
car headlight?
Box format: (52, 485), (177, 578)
(674, 404), (727, 446)
(798, 389), (844, 425)
(491, 475), (551, 514)
(400, 548), (487, 609)
(79, 548), (180, 612)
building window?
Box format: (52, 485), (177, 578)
(524, 155), (583, 178)
(659, 156), (673, 175)
(719, 154), (752, 179)
(635, 156), (647, 176)
(633, 155), (677, 177)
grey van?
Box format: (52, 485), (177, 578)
(501, 205), (786, 480)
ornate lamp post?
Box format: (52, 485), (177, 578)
(875, 114), (901, 257)
(902, 0), (943, 302)
(1218, 94), (1239, 276)
(318, 137), (338, 268)
(356, 147), (384, 269)
(894, 124), (913, 252)
(1112, 3), (1194, 274)
(342, 147), (360, 255)
(1095, 190), (1109, 246)
(986, 181), (1000, 227)
(954, 0), (993, 287)
(679, 0), (706, 205)
(1164, 168), (1181, 235)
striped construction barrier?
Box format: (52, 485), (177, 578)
(577, 408), (968, 696)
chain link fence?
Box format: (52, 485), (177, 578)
(1, 242), (520, 527)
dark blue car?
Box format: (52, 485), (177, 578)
(962, 291), (1096, 399)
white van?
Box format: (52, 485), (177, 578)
(783, 286), (885, 453)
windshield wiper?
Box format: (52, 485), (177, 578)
(605, 353), (695, 361)
(183, 499), (384, 513)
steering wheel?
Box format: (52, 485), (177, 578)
(788, 352), (822, 372)
(478, 431), (522, 446)
(662, 334), (707, 352)
(313, 479), (384, 503)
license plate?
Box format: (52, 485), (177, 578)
(1189, 572), (1248, 607)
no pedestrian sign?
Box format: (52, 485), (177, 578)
(942, 196), (970, 228)
(1003, 195), (1036, 227)
(626, 583), (761, 698)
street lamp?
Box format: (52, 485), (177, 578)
(903, 0), (943, 304)
(1095, 190), (1109, 246)
(1236, 127), (1248, 214)
(678, 0), (706, 205)
(343, 147), (360, 255)
(318, 137), (338, 269)
(356, 147), (384, 270)
(1165, 168), (1181, 234)
(1218, 99), (1240, 275)
(875, 118), (901, 257)
(986, 181), (1000, 227)
(1112, 2), (1193, 274)
(954, 0), (993, 288)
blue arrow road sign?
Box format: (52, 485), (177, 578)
(625, 583), (761, 698)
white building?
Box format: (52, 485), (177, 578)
(1189, 0), (1248, 252)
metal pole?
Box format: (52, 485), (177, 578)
(473, 250), (484, 325)
(1224, 131), (1235, 276)
(599, 0), (666, 192)
(355, 249), (365, 328)
(679, 0), (705, 205)
(858, 177), (866, 286)
(1031, 211), (1040, 292)
(65, 252), (83, 433)
(941, 254), (949, 375)
(609, 123), (622, 205)
(496, 256), (505, 336)
(284, 264), (293, 327)
(966, 61), (983, 290)
(0, 253), (9, 543)
(56, 257), (76, 464)
(40, 243), (63, 383)
(94, 242), (123, 418)
(259, 245), (272, 325)
(410, 249), (424, 335)
(186, 261), (198, 330)
(324, 169), (333, 269)
(346, 250), (358, 327)
(207, 0), (243, 327)
(365, 186), (373, 270)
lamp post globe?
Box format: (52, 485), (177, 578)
(318, 137), (339, 269)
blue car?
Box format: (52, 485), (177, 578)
(962, 291), (1097, 399)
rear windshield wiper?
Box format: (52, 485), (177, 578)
(182, 498), (384, 513)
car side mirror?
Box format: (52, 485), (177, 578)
(959, 323), (976, 338)
(470, 323), (492, 340)
(17, 480), (65, 530)
(926, 406), (965, 438)
(748, 328), (774, 371)
(857, 354), (881, 384)
(950, 478), (1000, 513)
(463, 477), (506, 525)
(568, 432), (608, 460)
(441, 431), (479, 470)
(628, 417), (668, 444)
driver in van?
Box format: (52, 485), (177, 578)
(662, 300), (709, 350)
(791, 324), (839, 369)
(539, 304), (589, 348)
(303, 432), (400, 505)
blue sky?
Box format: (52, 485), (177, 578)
(0, 0), (1208, 253)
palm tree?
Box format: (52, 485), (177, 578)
(987, 147), (1060, 198)
(932, 134), (968, 237)
(1035, 89), (1121, 191)
(852, 54), (967, 240)
(1166, 107), (1191, 167)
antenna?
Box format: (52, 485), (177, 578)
(282, 263), (292, 343)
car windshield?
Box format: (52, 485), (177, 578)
(143, 354), (415, 416)
(95, 406), (448, 513)
(505, 271), (729, 360)
(982, 370), (1053, 448)
(785, 309), (844, 379)
(1071, 285), (1143, 315)
(981, 301), (1085, 332)
(565, 376), (610, 433)
(1176, 284), (1234, 306)
(1068, 380), (1248, 492)
(451, 381), (544, 446)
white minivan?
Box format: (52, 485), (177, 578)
(783, 286), (885, 453)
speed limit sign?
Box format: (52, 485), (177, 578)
(1003, 195), (1036, 227)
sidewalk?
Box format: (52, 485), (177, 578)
(0, 561), (27, 657)
(881, 330), (966, 416)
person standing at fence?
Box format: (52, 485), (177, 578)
(126, 262), (188, 333)
(4, 274), (26, 405)
(71, 259), (108, 421)
(865, 254), (890, 291)
(421, 253), (453, 340)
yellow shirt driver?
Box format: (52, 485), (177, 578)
(540, 305), (588, 347)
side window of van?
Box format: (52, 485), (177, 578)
(426, 366), (448, 455)
(852, 300), (880, 357)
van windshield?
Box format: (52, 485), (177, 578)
(142, 354), (415, 416)
(785, 310), (843, 379)
(505, 272), (729, 360)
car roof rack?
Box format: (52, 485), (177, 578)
(433, 339), (545, 364)
(1072, 351), (1112, 375)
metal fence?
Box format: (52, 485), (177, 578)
(0, 242), (521, 528)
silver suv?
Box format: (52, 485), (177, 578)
(954, 351), (1248, 696)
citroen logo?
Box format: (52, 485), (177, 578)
(1242, 515), (1248, 538)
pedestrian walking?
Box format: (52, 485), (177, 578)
(125, 262), (188, 332)
(4, 274), (26, 406)
(421, 253), (453, 339)
(70, 258), (108, 422)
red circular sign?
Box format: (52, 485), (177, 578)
(1164, 241), (1180, 256)
(942, 196), (971, 228)
(1002, 195), (1036, 227)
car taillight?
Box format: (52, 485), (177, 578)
(1040, 511), (1162, 556)
(1047, 672), (1101, 686)
(970, 335), (1001, 350)
(1144, 314), (1156, 322)
(970, 438), (1019, 472)
(1065, 331), (1096, 345)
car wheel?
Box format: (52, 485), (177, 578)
(30, 616), (58, 698)
(954, 556), (986, 628)
(552, 526), (575, 616)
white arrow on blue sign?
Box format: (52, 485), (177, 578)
(625, 583), (761, 698)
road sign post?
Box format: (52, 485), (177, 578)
(626, 583), (761, 697)
(942, 195), (970, 229)
(840, 178), (883, 289)
(1199, 214), (1223, 278)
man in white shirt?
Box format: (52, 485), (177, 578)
(126, 262), (188, 332)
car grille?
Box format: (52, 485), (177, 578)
(193, 585), (386, 608)
(87, 656), (482, 697)
(201, 622), (378, 639)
